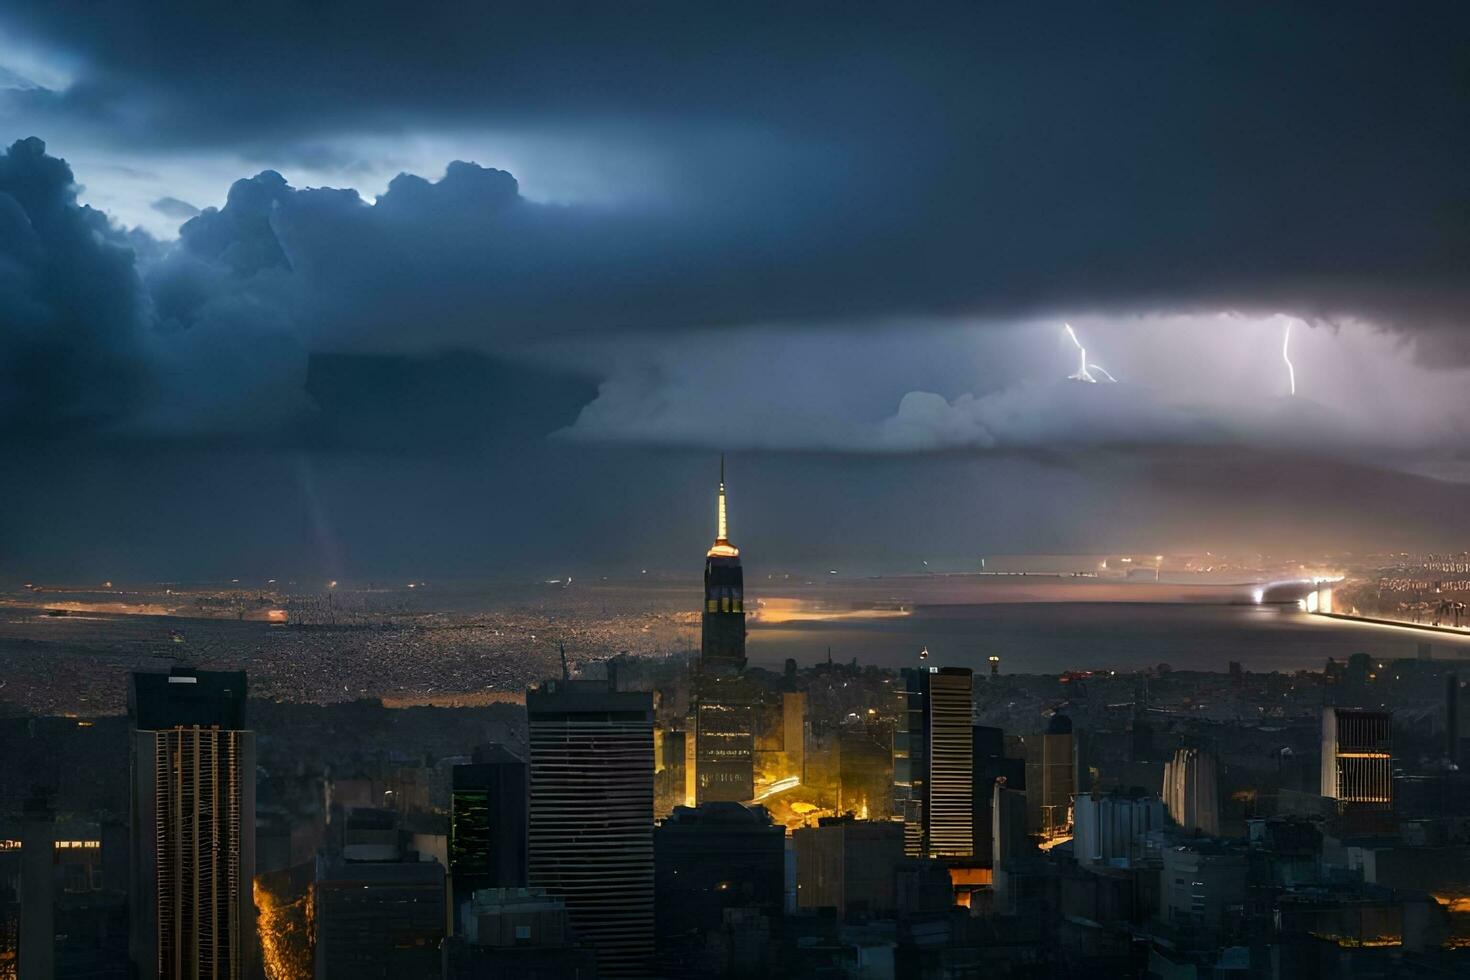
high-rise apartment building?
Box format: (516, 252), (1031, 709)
(527, 679), (654, 978)
(1321, 707), (1392, 816)
(1162, 746), (1220, 836)
(894, 667), (974, 857)
(695, 458), (755, 803)
(128, 667), (255, 980)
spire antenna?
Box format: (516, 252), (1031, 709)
(717, 454), (728, 543)
(707, 453), (739, 557)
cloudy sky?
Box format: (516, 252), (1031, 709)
(3, 2), (1470, 581)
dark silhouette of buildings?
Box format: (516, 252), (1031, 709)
(449, 744), (528, 932)
(315, 858), (445, 979)
(793, 816), (905, 920)
(527, 679), (654, 978)
(442, 887), (597, 979)
(128, 667), (255, 980)
(991, 777), (1029, 914)
(971, 725), (1023, 864)
(19, 791), (54, 980)
(654, 802), (784, 975)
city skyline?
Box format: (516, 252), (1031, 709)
(6, 4), (1470, 977)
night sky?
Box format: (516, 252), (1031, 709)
(3, 3), (1470, 580)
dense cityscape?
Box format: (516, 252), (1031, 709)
(3, 472), (1470, 978)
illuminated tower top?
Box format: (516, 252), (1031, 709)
(701, 455), (745, 675)
(707, 454), (739, 558)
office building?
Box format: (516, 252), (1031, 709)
(315, 858), (445, 979)
(527, 679), (654, 978)
(442, 887), (597, 979)
(654, 802), (784, 973)
(1023, 715), (1077, 841)
(128, 667), (255, 980)
(695, 459), (755, 803)
(893, 667), (974, 858)
(792, 816), (905, 920)
(449, 745), (527, 931)
(1321, 707), (1393, 816)
(1163, 746), (1220, 836)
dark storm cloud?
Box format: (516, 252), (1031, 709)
(0, 141), (598, 443)
(0, 137), (149, 433)
(4, 2), (1470, 355)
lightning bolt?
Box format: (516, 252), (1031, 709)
(1065, 323), (1095, 382)
(1282, 320), (1296, 396)
(1064, 323), (1117, 383)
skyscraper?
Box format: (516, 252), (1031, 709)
(1162, 746), (1220, 836)
(128, 667), (255, 980)
(449, 745), (528, 932)
(527, 679), (654, 978)
(894, 667), (974, 858)
(1321, 707), (1393, 817)
(695, 457), (755, 803)
(700, 455), (745, 674)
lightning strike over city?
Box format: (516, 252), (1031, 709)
(4, 3), (1470, 977)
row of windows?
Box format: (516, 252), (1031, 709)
(706, 597), (744, 613)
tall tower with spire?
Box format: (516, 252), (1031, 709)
(695, 456), (754, 802)
(701, 455), (746, 672)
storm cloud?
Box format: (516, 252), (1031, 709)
(4, 5), (1470, 576)
(4, 3), (1470, 346)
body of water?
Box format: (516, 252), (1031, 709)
(747, 602), (1470, 674)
